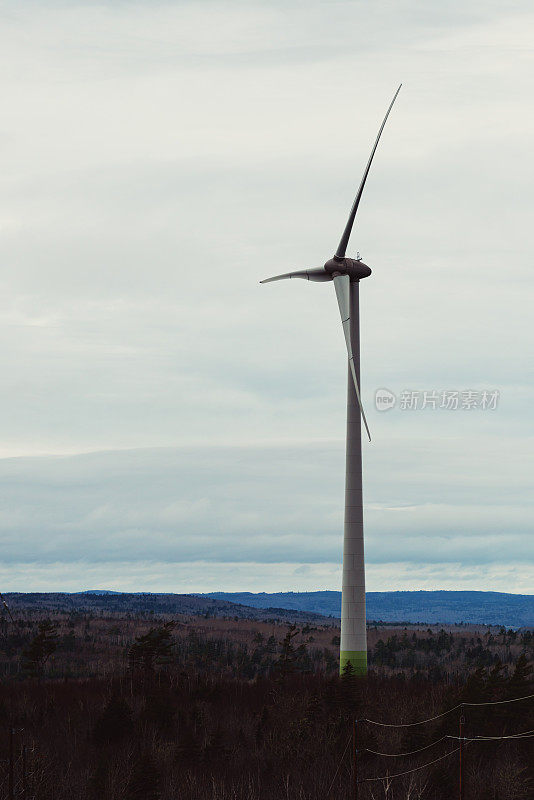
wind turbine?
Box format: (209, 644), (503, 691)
(261, 86), (401, 676)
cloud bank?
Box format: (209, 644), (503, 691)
(0, 1), (532, 592)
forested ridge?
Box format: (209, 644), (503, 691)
(204, 591), (534, 627)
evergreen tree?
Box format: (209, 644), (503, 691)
(22, 620), (59, 675)
(128, 622), (175, 674)
(295, 642), (311, 673)
(338, 659), (361, 716)
(462, 666), (488, 703)
(341, 660), (355, 679)
(508, 653), (533, 696)
(275, 626), (299, 676)
(486, 661), (506, 699)
(323, 648), (338, 673)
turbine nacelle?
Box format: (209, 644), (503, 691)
(259, 258), (372, 285)
(324, 257), (372, 281)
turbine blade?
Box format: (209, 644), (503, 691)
(333, 274), (371, 442)
(335, 84), (402, 260)
(260, 268), (331, 284)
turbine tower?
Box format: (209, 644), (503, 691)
(261, 86), (401, 676)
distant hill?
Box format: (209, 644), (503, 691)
(7, 590), (531, 627)
(3, 592), (330, 625)
(202, 591), (534, 627)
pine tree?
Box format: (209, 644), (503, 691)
(341, 660), (355, 679)
(486, 661), (506, 700)
(128, 622), (175, 675)
(462, 667), (488, 703)
(22, 620), (59, 675)
(275, 626), (299, 676)
(337, 658), (363, 718)
(508, 653), (533, 696)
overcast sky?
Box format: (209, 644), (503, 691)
(0, 1), (532, 594)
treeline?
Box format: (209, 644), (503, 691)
(1, 617), (338, 680)
(2, 611), (532, 683)
(370, 627), (534, 675)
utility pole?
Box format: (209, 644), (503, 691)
(8, 727), (14, 800)
(458, 713), (465, 800)
(22, 743), (27, 798)
(352, 718), (358, 800)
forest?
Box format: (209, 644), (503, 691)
(0, 603), (532, 799)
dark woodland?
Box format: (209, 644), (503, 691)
(0, 596), (532, 799)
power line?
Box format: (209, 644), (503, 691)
(351, 692), (534, 789)
(330, 694), (534, 790)
(365, 736), (449, 758)
(359, 747), (460, 783)
(463, 694), (534, 707)
(363, 692), (534, 728)
(359, 732), (534, 787)
(365, 728), (534, 760)
(364, 706), (458, 727)
(447, 729), (534, 742)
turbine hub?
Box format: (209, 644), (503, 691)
(324, 257), (372, 280)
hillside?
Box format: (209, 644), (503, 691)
(3, 591), (330, 624)
(7, 590), (532, 627)
(203, 590), (534, 627)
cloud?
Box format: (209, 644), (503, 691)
(0, 1), (532, 590)
(0, 443), (531, 582)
